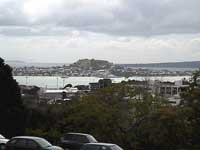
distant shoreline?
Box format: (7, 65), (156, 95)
(120, 61), (200, 69)
(6, 60), (200, 68)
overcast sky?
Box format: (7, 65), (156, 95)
(0, 0), (200, 63)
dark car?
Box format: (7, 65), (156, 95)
(80, 143), (123, 150)
(60, 133), (97, 150)
(5, 136), (63, 150)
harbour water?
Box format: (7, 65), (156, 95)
(14, 76), (191, 89)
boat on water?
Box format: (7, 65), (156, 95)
(61, 76), (68, 78)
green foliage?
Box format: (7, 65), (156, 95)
(133, 107), (192, 150)
(180, 70), (200, 148)
(181, 70), (200, 106)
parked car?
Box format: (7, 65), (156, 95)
(60, 133), (97, 150)
(0, 134), (9, 150)
(5, 136), (63, 150)
(80, 143), (123, 150)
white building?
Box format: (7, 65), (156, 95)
(44, 87), (78, 101)
(150, 80), (189, 105)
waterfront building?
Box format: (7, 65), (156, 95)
(89, 82), (100, 91)
(89, 79), (112, 91)
(152, 79), (189, 105)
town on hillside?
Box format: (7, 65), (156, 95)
(12, 59), (196, 77)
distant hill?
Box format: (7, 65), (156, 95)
(6, 59), (200, 69)
(121, 61), (200, 69)
(70, 59), (114, 70)
(6, 60), (69, 67)
(5, 60), (26, 67)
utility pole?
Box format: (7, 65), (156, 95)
(63, 78), (65, 88)
(57, 76), (59, 89)
(26, 76), (28, 85)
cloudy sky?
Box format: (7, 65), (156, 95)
(0, 0), (200, 63)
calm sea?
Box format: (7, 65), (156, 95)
(14, 76), (191, 89)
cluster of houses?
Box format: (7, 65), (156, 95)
(13, 65), (116, 77)
(20, 77), (199, 107)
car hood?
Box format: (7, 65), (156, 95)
(0, 139), (9, 144)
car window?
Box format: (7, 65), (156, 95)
(26, 140), (38, 149)
(64, 134), (74, 140)
(15, 139), (26, 147)
(75, 135), (89, 143)
(7, 139), (18, 145)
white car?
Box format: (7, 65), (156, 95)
(0, 134), (9, 150)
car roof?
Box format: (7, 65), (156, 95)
(65, 132), (92, 136)
(11, 136), (45, 140)
(84, 143), (116, 147)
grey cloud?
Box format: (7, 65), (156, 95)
(0, 0), (200, 36)
(0, 1), (28, 26)
(0, 26), (76, 36)
(87, 0), (200, 36)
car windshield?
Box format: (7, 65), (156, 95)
(0, 135), (5, 139)
(35, 138), (52, 148)
(88, 135), (97, 142)
(111, 145), (123, 150)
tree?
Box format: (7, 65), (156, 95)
(181, 70), (200, 106)
(180, 70), (200, 149)
(132, 107), (192, 150)
(0, 58), (26, 137)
